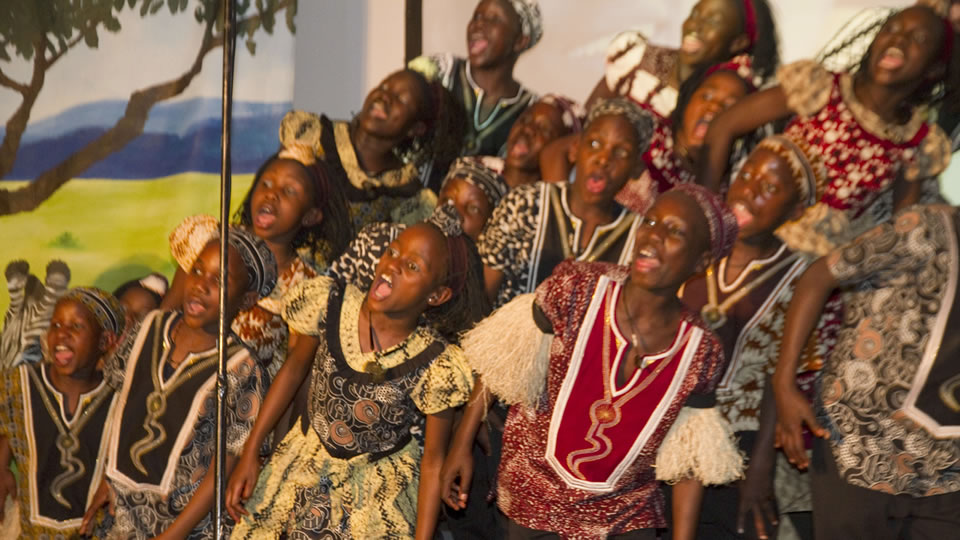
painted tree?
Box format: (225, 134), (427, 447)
(0, 0), (296, 215)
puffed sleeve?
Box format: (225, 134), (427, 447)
(410, 345), (474, 415)
(903, 124), (952, 182)
(777, 60), (834, 117)
(281, 276), (334, 337)
(278, 109), (325, 159)
(169, 214), (218, 271)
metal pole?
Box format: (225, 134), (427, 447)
(215, 0), (237, 537)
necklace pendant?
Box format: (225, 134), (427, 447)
(701, 305), (727, 330)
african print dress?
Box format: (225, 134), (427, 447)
(101, 310), (265, 539)
(232, 277), (473, 539)
(463, 261), (740, 538)
(0, 363), (116, 539)
(774, 60), (952, 255)
(328, 221), (405, 293)
(480, 181), (640, 307)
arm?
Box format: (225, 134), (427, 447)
(153, 454), (237, 540)
(772, 259), (833, 469)
(415, 409), (455, 540)
(0, 437), (14, 522)
(736, 380), (779, 539)
(892, 172), (922, 213)
(482, 266), (505, 306)
(440, 378), (493, 509)
(160, 267), (187, 311)
(225, 333), (319, 520)
(538, 134), (578, 182)
(585, 77), (616, 111)
(671, 479), (705, 540)
(697, 87), (790, 192)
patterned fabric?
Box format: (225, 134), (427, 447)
(233, 277), (472, 539)
(62, 287), (125, 337)
(328, 222), (405, 293)
(1, 260), (70, 369)
(615, 120), (693, 214)
(756, 134), (828, 208)
(821, 205), (960, 496)
(505, 0), (543, 52)
(0, 364), (115, 538)
(539, 93), (585, 133)
(669, 184), (739, 261)
(586, 97), (656, 148)
(494, 261), (726, 537)
(102, 310), (265, 538)
(443, 156), (509, 208)
(225, 226), (278, 299)
(776, 60), (952, 255)
(479, 182), (640, 307)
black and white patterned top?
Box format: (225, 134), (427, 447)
(328, 222), (405, 293)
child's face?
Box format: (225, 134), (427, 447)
(368, 224), (451, 316)
(573, 115), (641, 206)
(359, 70), (427, 140)
(505, 102), (568, 171)
(632, 192), (711, 292)
(438, 177), (492, 241)
(680, 0), (746, 68)
(47, 298), (105, 379)
(679, 71), (748, 151)
(182, 242), (255, 332)
(467, 0), (523, 67)
(868, 6), (944, 86)
(119, 286), (159, 328)
(727, 147), (802, 239)
(250, 159), (319, 242)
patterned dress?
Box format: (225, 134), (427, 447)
(101, 311), (265, 539)
(327, 221), (405, 293)
(491, 262), (727, 538)
(774, 61), (951, 255)
(0, 363), (116, 539)
(232, 277), (473, 539)
(479, 182), (640, 307)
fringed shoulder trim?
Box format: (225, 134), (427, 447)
(655, 406), (744, 485)
(281, 276), (335, 337)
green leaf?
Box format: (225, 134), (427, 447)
(103, 16), (122, 32)
(114, 0), (125, 10)
(128, 0), (137, 8)
(150, 1), (163, 14)
(245, 39), (256, 55)
(83, 29), (99, 48)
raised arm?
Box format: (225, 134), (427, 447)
(539, 134), (578, 183)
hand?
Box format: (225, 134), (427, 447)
(0, 468), (16, 522)
(439, 436), (475, 510)
(736, 464), (778, 539)
(773, 380), (827, 470)
(225, 450), (260, 522)
(80, 478), (114, 536)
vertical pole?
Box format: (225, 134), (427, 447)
(404, 0), (423, 63)
(215, 0), (237, 537)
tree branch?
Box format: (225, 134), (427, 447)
(0, 68), (28, 94)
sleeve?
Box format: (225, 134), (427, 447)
(691, 328), (727, 395)
(281, 276), (334, 337)
(478, 184), (539, 277)
(825, 206), (939, 287)
(225, 351), (266, 456)
(169, 214), (218, 272)
(103, 316), (145, 391)
(777, 60), (834, 117)
(328, 222), (401, 291)
(410, 345), (474, 415)
(533, 259), (598, 338)
(604, 31), (650, 94)
(903, 124), (952, 182)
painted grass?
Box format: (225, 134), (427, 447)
(0, 173), (255, 315)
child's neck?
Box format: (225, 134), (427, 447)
(468, 59), (521, 102)
(568, 189), (618, 225)
(725, 233), (784, 282)
(359, 299), (419, 354)
(264, 236), (297, 274)
(503, 164), (539, 189)
(853, 73), (914, 125)
(351, 122), (404, 175)
(169, 318), (218, 370)
(621, 278), (683, 327)
(47, 364), (102, 417)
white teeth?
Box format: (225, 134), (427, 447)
(639, 248), (657, 258)
(55, 345), (68, 351)
(884, 47), (904, 58)
(380, 274), (393, 286)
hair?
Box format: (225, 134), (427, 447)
(113, 279), (163, 306)
(855, 6), (960, 116)
(422, 228), (491, 342)
(734, 0), (781, 82)
(234, 153), (354, 264)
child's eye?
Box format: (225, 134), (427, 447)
(407, 261), (420, 272)
(764, 181), (778, 194)
(669, 225), (686, 237)
(641, 217), (656, 228)
(615, 148), (631, 160)
(284, 186), (297, 197)
(387, 246), (399, 257)
(262, 179), (273, 189)
(468, 205), (481, 215)
(589, 139), (601, 149)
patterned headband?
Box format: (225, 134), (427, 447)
(506, 0), (543, 52)
(538, 93), (585, 133)
(666, 184), (739, 261)
(442, 156), (508, 207)
(222, 226), (278, 299)
(756, 134), (826, 208)
(586, 97), (655, 151)
(62, 287), (125, 336)
(278, 142), (317, 166)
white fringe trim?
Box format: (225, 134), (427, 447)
(461, 294), (550, 408)
(655, 406), (744, 485)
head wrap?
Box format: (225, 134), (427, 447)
(505, 0), (543, 52)
(586, 98), (656, 151)
(278, 110), (325, 160)
(755, 134), (827, 208)
(426, 204), (470, 296)
(62, 287), (125, 337)
(139, 273), (169, 298)
(666, 184), (739, 261)
(538, 93), (585, 133)
(219, 226), (278, 299)
(442, 156), (508, 207)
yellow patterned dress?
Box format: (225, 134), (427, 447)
(232, 277), (473, 539)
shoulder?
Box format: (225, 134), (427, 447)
(904, 123), (953, 181)
(777, 60), (835, 117)
(534, 261), (625, 313)
(606, 30), (652, 60)
(281, 276), (338, 336)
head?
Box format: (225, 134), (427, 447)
(236, 150), (353, 263)
(358, 69), (433, 142)
(47, 288), (124, 380)
(633, 185), (737, 293)
(438, 157), (507, 240)
(571, 99), (654, 207)
(680, 0), (780, 81)
(505, 95), (583, 172)
(673, 68), (751, 155)
(113, 273), (167, 327)
(182, 228), (277, 333)
(859, 5), (959, 110)
(467, 0), (542, 67)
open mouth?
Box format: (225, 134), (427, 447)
(730, 201), (754, 228)
(691, 112), (716, 142)
(469, 35), (489, 56)
(368, 99), (389, 120)
(254, 203), (277, 230)
(585, 173), (608, 194)
(184, 296), (207, 317)
(634, 246), (662, 272)
(508, 136), (530, 159)
(53, 344), (74, 366)
(877, 47), (905, 70)
(681, 34), (703, 55)
(371, 273), (394, 301)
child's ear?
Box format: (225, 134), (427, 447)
(301, 207), (323, 228)
(729, 33), (752, 55)
(694, 251), (713, 274)
(240, 290), (258, 311)
(409, 120), (428, 139)
(426, 286), (453, 307)
(99, 331), (119, 353)
(629, 157), (646, 179)
(567, 135), (581, 164)
(512, 33), (531, 55)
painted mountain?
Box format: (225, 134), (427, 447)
(1, 98), (291, 180)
